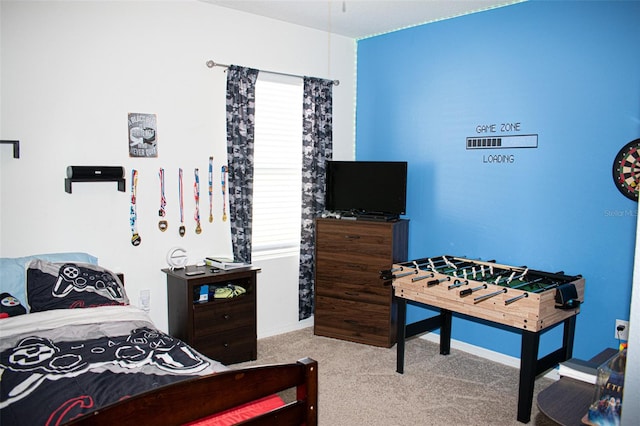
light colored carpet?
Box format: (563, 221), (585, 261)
(232, 327), (559, 425)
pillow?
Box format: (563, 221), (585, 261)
(0, 252), (98, 310)
(0, 293), (27, 318)
(26, 259), (128, 312)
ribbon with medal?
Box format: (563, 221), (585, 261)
(158, 167), (168, 231)
(221, 165), (228, 222)
(208, 156), (214, 223)
(130, 169), (141, 246)
(194, 168), (202, 234)
(178, 168), (186, 237)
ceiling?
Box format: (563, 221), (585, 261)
(202, 0), (522, 39)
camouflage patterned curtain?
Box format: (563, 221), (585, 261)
(298, 77), (333, 320)
(225, 65), (259, 264)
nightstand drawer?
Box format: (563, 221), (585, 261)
(194, 326), (257, 364)
(194, 299), (255, 336)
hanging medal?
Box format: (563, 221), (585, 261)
(221, 165), (228, 222)
(130, 169), (142, 246)
(158, 167), (168, 231)
(208, 156), (214, 223)
(194, 168), (202, 234)
(178, 168), (186, 237)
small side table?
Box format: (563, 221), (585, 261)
(537, 348), (618, 425)
(162, 265), (260, 365)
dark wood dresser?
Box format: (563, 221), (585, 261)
(163, 266), (259, 365)
(314, 218), (409, 347)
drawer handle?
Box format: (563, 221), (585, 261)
(344, 235), (360, 240)
(223, 314), (231, 320)
(224, 343), (229, 348)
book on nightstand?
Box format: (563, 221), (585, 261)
(204, 257), (249, 270)
(558, 358), (598, 384)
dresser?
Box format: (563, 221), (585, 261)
(163, 266), (259, 365)
(314, 218), (409, 347)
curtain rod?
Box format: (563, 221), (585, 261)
(205, 60), (339, 86)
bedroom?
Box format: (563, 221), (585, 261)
(1, 0), (639, 424)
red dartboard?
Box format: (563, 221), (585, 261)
(613, 138), (640, 201)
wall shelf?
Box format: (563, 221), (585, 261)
(65, 178), (126, 194)
(1, 140), (20, 158)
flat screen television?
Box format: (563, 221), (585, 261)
(325, 160), (407, 219)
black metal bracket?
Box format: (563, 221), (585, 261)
(65, 178), (126, 194)
(1, 140), (20, 158)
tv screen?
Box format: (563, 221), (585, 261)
(325, 161), (407, 218)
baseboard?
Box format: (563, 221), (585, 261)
(419, 333), (559, 380)
(258, 317), (314, 339)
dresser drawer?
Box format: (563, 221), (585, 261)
(193, 299), (255, 336)
(194, 326), (257, 364)
(316, 222), (393, 258)
(314, 296), (395, 347)
(315, 276), (392, 305)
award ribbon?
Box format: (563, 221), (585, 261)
(221, 165), (228, 222)
(208, 156), (214, 223)
(130, 169), (141, 246)
(194, 168), (202, 234)
(178, 168), (185, 237)
(158, 167), (168, 231)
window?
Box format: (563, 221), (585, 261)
(251, 74), (303, 258)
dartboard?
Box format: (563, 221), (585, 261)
(613, 138), (640, 201)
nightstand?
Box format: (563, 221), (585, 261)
(162, 266), (260, 365)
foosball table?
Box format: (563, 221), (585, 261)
(381, 255), (584, 423)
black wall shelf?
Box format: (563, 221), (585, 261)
(1, 140), (20, 158)
(65, 178), (126, 194)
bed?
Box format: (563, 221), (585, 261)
(0, 253), (317, 425)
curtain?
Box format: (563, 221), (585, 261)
(225, 65), (259, 264)
(298, 77), (333, 320)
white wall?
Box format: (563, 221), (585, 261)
(622, 207), (640, 424)
(0, 0), (356, 335)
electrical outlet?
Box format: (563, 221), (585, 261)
(615, 319), (629, 341)
(140, 289), (150, 312)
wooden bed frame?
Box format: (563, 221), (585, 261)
(67, 357), (318, 425)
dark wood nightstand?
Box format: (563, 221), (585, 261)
(537, 348), (618, 425)
(162, 266), (260, 365)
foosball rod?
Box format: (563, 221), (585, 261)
(411, 272), (435, 282)
(503, 281), (561, 305)
(475, 277), (548, 305)
(448, 279), (469, 290)
(459, 283), (487, 297)
(382, 257), (470, 280)
(424, 275), (451, 286)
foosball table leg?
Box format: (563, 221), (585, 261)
(439, 309), (452, 355)
(562, 315), (576, 360)
(396, 296), (407, 374)
(517, 330), (540, 423)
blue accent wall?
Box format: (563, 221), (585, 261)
(356, 0), (640, 359)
